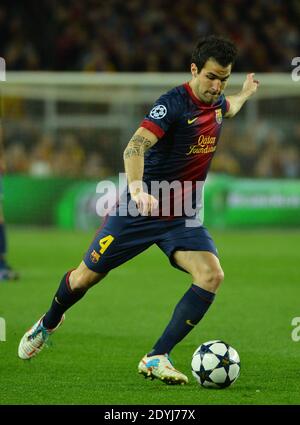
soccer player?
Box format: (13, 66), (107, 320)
(0, 112), (19, 281)
(18, 36), (258, 385)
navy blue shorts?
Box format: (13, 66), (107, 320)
(83, 213), (218, 274)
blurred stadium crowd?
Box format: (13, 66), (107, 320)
(1, 0), (299, 72)
(1, 0), (300, 179)
(5, 119), (300, 179)
(5, 127), (114, 179)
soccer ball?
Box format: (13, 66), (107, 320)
(191, 340), (240, 389)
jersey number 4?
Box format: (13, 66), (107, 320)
(98, 235), (115, 255)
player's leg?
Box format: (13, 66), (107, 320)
(148, 250), (223, 358)
(138, 224), (223, 384)
(18, 261), (106, 360)
(0, 198), (19, 280)
(173, 250), (224, 293)
(42, 261), (107, 330)
(18, 214), (156, 360)
(139, 251), (222, 385)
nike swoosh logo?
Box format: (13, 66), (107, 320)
(187, 117), (197, 124)
(186, 319), (196, 327)
(55, 296), (63, 306)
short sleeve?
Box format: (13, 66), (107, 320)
(220, 94), (230, 116)
(140, 91), (182, 139)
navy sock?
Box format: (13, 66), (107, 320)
(149, 284), (215, 356)
(43, 271), (87, 329)
(0, 223), (7, 267)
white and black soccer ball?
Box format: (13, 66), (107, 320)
(191, 340), (240, 389)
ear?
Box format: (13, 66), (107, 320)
(191, 63), (198, 77)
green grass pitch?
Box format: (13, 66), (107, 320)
(0, 226), (299, 405)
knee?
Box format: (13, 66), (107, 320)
(192, 265), (224, 293)
(69, 268), (107, 291)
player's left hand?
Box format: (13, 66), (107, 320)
(242, 73), (259, 98)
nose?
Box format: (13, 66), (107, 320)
(211, 80), (221, 93)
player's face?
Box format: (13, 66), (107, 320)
(191, 59), (232, 104)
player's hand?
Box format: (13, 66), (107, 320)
(131, 191), (158, 216)
(242, 73), (259, 98)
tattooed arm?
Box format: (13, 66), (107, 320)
(123, 127), (159, 215)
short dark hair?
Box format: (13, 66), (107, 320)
(191, 35), (237, 72)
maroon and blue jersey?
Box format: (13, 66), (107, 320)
(140, 83), (229, 216)
(141, 82), (229, 184)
